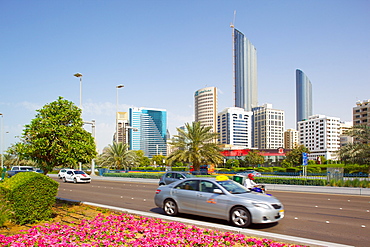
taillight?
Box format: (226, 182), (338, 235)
(155, 189), (161, 194)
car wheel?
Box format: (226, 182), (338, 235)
(163, 199), (178, 216)
(62, 177), (67, 183)
(73, 178), (77, 184)
(159, 183), (165, 186)
(230, 207), (251, 228)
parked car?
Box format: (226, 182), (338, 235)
(154, 176), (284, 228)
(62, 169), (91, 183)
(7, 166), (37, 178)
(236, 170), (261, 177)
(159, 171), (194, 186)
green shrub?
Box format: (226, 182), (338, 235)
(272, 167), (286, 172)
(0, 172), (59, 225)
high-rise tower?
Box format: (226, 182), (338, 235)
(129, 107), (167, 158)
(296, 69), (312, 123)
(194, 87), (218, 132)
(231, 24), (258, 112)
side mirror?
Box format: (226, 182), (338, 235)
(213, 189), (223, 194)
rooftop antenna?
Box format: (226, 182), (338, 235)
(230, 10), (236, 28)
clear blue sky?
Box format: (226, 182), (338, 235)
(1, 0), (369, 153)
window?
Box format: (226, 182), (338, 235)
(175, 180), (199, 191)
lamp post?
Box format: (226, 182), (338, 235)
(74, 73), (83, 109)
(84, 120), (97, 176)
(115, 84), (124, 142)
(0, 113), (3, 169)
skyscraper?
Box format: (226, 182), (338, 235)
(296, 69), (313, 123)
(231, 26), (258, 111)
(194, 87), (218, 132)
(129, 107), (167, 158)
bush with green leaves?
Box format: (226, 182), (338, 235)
(0, 172), (59, 225)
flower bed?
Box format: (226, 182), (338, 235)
(0, 213), (305, 247)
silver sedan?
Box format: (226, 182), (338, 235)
(154, 177), (284, 228)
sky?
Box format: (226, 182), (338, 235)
(1, 0), (369, 154)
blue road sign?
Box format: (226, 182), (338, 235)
(302, 152), (308, 166)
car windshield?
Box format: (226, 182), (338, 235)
(74, 171), (86, 174)
(183, 173), (194, 178)
(216, 180), (249, 194)
(20, 167), (34, 171)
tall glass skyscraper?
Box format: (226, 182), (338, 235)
(232, 27), (258, 112)
(296, 69), (312, 123)
(129, 107), (167, 158)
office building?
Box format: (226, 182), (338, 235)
(194, 87), (218, 132)
(298, 114), (340, 160)
(217, 107), (253, 148)
(284, 129), (299, 149)
(339, 121), (353, 147)
(252, 104), (285, 149)
(296, 69), (312, 123)
(114, 112), (129, 144)
(129, 107), (167, 158)
(353, 99), (370, 126)
(231, 26), (258, 111)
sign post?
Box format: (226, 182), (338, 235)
(302, 152), (308, 177)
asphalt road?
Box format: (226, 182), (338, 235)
(53, 177), (370, 247)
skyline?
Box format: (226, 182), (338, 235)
(1, 1), (369, 153)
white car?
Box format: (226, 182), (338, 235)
(58, 168), (71, 179)
(62, 169), (91, 183)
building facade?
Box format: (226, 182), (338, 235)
(298, 114), (340, 160)
(217, 107), (253, 148)
(252, 104), (285, 149)
(232, 27), (258, 112)
(284, 129), (299, 149)
(296, 69), (312, 123)
(353, 99), (370, 126)
(194, 87), (218, 132)
(114, 112), (129, 144)
(129, 107), (167, 158)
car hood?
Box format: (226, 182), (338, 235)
(232, 192), (281, 203)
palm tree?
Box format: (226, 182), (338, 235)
(167, 122), (224, 172)
(338, 125), (370, 169)
(100, 142), (138, 170)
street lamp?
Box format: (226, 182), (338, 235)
(115, 84), (124, 142)
(74, 73), (83, 109)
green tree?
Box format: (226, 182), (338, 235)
(283, 145), (310, 167)
(14, 97), (97, 174)
(167, 122), (224, 171)
(132, 150), (150, 167)
(152, 155), (166, 167)
(244, 150), (265, 167)
(100, 142), (138, 170)
(339, 125), (370, 172)
(226, 159), (239, 169)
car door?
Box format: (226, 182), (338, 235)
(164, 172), (175, 184)
(171, 180), (199, 214)
(196, 180), (231, 219)
(65, 170), (74, 182)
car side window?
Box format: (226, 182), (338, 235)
(165, 173), (172, 178)
(175, 180), (199, 191)
(200, 181), (217, 193)
(175, 173), (183, 179)
(67, 171), (73, 175)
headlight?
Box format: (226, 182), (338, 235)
(252, 202), (270, 209)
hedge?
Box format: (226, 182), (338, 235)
(0, 172), (59, 225)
